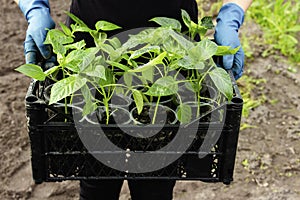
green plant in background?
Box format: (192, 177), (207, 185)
(248, 0), (300, 63)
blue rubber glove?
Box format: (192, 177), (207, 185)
(214, 3), (245, 80)
(19, 0), (55, 64)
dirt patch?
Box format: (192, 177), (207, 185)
(0, 0), (299, 199)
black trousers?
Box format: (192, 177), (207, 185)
(80, 179), (176, 200)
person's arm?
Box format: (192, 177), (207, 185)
(223, 0), (253, 11)
(16, 0), (55, 65)
(214, 0), (253, 79)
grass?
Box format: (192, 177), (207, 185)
(247, 0), (300, 64)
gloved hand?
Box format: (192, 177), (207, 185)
(19, 0), (55, 65)
(214, 3), (245, 80)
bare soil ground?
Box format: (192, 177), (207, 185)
(1, 0), (299, 199)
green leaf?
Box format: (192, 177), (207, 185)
(177, 104), (192, 123)
(286, 25), (300, 32)
(59, 22), (72, 36)
(82, 102), (98, 116)
(98, 68), (114, 86)
(215, 46), (240, 56)
(129, 52), (166, 73)
(122, 28), (157, 50)
(181, 9), (191, 29)
(81, 84), (93, 102)
(169, 30), (194, 50)
(108, 37), (122, 49)
(192, 24), (207, 38)
(283, 34), (298, 44)
(49, 75), (87, 104)
(44, 29), (73, 55)
(177, 56), (205, 70)
(129, 46), (160, 60)
(65, 40), (86, 50)
(209, 68), (233, 101)
(177, 56), (193, 68)
(70, 24), (91, 33)
(93, 55), (106, 66)
(66, 11), (89, 28)
(150, 17), (182, 31)
(162, 38), (185, 56)
(81, 85), (98, 116)
(200, 16), (214, 29)
(145, 76), (178, 96)
(196, 39), (218, 60)
(142, 67), (154, 82)
(63, 49), (85, 72)
(132, 89), (144, 114)
(95, 21), (121, 31)
(150, 28), (171, 45)
(184, 82), (198, 94)
(15, 64), (46, 81)
(106, 60), (131, 71)
(79, 48), (98, 71)
(188, 81), (201, 93)
(124, 72), (132, 87)
(115, 87), (125, 95)
(82, 64), (106, 79)
(97, 32), (108, 43)
(44, 29), (74, 45)
(99, 43), (115, 55)
(44, 65), (59, 76)
(109, 51), (122, 62)
(63, 48), (98, 72)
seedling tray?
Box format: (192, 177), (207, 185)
(25, 71), (243, 185)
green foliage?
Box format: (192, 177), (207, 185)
(132, 89), (144, 114)
(95, 21), (121, 31)
(49, 75), (87, 105)
(181, 9), (215, 39)
(248, 0), (300, 63)
(177, 104), (192, 124)
(16, 11), (238, 124)
(145, 76), (178, 97)
(150, 17), (182, 31)
(209, 68), (233, 101)
(15, 64), (46, 81)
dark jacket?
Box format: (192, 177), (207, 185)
(66, 0), (198, 46)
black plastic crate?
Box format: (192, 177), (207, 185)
(25, 71), (243, 185)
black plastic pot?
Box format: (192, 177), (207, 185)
(130, 104), (177, 125)
(177, 84), (217, 104)
(177, 101), (214, 122)
(96, 106), (132, 125)
(126, 104), (179, 150)
(91, 87), (132, 109)
(110, 94), (132, 109)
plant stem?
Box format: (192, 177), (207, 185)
(174, 68), (181, 80)
(197, 95), (200, 118)
(104, 100), (110, 125)
(152, 96), (161, 124)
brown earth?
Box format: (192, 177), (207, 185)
(0, 0), (299, 199)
